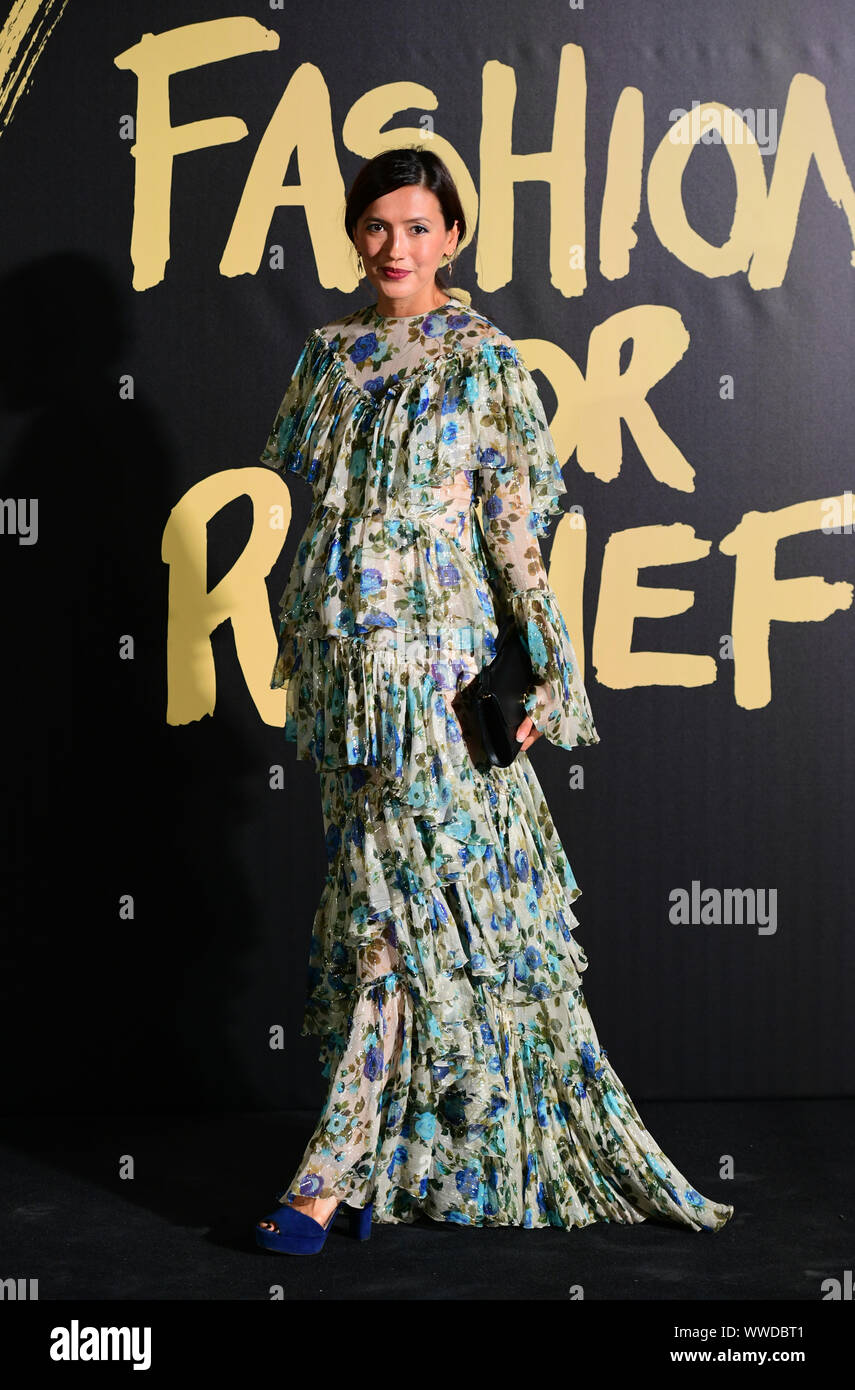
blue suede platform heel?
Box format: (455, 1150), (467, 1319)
(255, 1198), (374, 1254)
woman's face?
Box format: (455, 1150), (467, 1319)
(354, 184), (459, 311)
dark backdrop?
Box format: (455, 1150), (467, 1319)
(0, 0), (852, 1116)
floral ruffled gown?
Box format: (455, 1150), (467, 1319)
(259, 296), (734, 1234)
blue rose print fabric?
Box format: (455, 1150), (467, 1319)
(258, 296), (734, 1234)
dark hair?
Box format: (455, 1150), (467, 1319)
(344, 146), (466, 292)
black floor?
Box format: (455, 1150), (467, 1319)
(1, 1099), (851, 1302)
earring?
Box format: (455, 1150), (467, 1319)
(356, 251), (364, 276)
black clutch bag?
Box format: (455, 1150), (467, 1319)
(453, 616), (536, 767)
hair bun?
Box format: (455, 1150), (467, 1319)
(445, 285), (471, 306)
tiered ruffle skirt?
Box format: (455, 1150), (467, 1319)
(275, 750), (735, 1234)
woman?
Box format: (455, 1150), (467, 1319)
(255, 147), (734, 1253)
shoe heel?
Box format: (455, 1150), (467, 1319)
(349, 1201), (373, 1240)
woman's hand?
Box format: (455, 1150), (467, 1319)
(515, 714), (543, 752)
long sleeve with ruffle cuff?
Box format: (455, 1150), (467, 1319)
(511, 587), (600, 750)
(474, 399), (600, 753)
